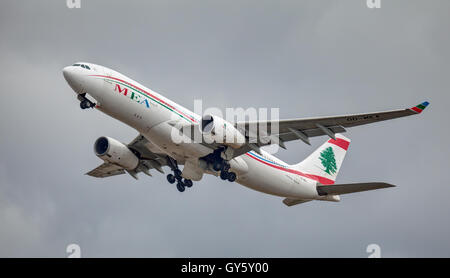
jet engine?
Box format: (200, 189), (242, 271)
(94, 136), (139, 170)
(201, 114), (246, 148)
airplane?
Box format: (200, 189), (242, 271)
(62, 62), (429, 206)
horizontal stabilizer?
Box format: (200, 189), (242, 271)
(282, 198), (312, 207)
(316, 182), (395, 196)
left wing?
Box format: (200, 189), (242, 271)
(86, 134), (169, 179)
(233, 101), (429, 154)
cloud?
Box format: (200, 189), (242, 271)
(0, 0), (449, 257)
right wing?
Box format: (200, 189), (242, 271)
(86, 134), (169, 179)
(86, 162), (125, 178)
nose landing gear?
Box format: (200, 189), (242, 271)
(77, 93), (96, 110)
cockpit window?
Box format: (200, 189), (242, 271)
(72, 63), (91, 70)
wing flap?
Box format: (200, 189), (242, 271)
(278, 125), (346, 143)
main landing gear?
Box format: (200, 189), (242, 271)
(166, 157), (193, 193)
(206, 149), (237, 183)
(77, 93), (96, 110)
(217, 161), (237, 182)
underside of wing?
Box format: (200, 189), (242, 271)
(86, 162), (125, 178)
(87, 134), (170, 179)
(233, 101), (429, 152)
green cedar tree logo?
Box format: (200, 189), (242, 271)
(319, 146), (337, 175)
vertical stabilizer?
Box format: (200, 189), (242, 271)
(292, 134), (350, 185)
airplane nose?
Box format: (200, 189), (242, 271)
(63, 66), (83, 93)
(62, 66), (73, 82)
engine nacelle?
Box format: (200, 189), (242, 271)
(201, 114), (246, 148)
(94, 136), (139, 170)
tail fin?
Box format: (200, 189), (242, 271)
(292, 134), (350, 185)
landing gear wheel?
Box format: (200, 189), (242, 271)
(184, 179), (193, 188)
(220, 171), (229, 180)
(167, 174), (176, 184)
(227, 172), (237, 182)
(176, 181), (185, 192)
(80, 100), (90, 109)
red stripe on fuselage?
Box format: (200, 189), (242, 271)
(245, 153), (335, 185)
(89, 74), (198, 123)
(328, 138), (350, 151)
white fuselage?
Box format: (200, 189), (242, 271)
(63, 63), (323, 200)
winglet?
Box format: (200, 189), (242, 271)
(410, 101), (429, 114)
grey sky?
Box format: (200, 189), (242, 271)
(0, 0), (449, 257)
